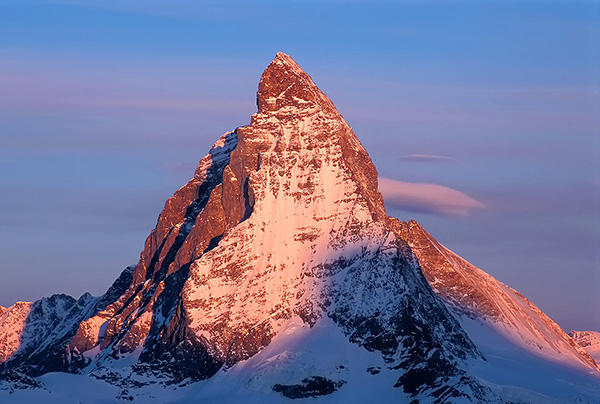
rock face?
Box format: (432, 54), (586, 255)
(0, 302), (32, 364)
(396, 220), (599, 372)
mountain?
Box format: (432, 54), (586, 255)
(0, 268), (134, 376)
(69, 51), (492, 402)
(571, 331), (600, 363)
(1, 53), (599, 403)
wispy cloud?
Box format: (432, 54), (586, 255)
(0, 71), (250, 114)
(378, 177), (484, 217)
(399, 154), (457, 163)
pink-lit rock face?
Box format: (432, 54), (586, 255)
(181, 52), (395, 363)
(0, 302), (32, 363)
(74, 54), (413, 353)
(74, 52), (397, 364)
(396, 219), (599, 372)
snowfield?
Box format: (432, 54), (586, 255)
(2, 317), (600, 403)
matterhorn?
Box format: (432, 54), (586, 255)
(1, 53), (598, 403)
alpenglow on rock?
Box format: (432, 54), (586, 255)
(1, 53), (598, 403)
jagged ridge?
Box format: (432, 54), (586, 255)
(0, 266), (134, 377)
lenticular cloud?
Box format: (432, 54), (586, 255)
(378, 177), (484, 217)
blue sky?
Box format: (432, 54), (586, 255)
(0, 1), (598, 332)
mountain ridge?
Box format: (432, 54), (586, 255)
(395, 219), (598, 373)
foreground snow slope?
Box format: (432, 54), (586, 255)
(2, 317), (599, 403)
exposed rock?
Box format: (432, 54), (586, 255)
(0, 370), (44, 393)
(272, 376), (346, 398)
(0, 302), (32, 364)
(570, 331), (600, 363)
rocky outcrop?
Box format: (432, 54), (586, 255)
(570, 331), (600, 363)
(272, 376), (346, 399)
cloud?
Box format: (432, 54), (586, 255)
(378, 177), (484, 217)
(399, 154), (457, 163)
(0, 72), (250, 114)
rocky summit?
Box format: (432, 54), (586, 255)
(1, 53), (599, 403)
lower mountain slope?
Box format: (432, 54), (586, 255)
(396, 220), (598, 373)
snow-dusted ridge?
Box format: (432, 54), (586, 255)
(396, 220), (599, 374)
(1, 53), (599, 403)
(0, 266), (134, 378)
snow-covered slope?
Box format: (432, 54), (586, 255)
(396, 219), (598, 374)
(571, 331), (600, 363)
(461, 317), (600, 404)
(3, 318), (600, 403)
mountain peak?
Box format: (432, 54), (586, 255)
(256, 52), (336, 115)
(274, 51), (300, 68)
(249, 52), (387, 222)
